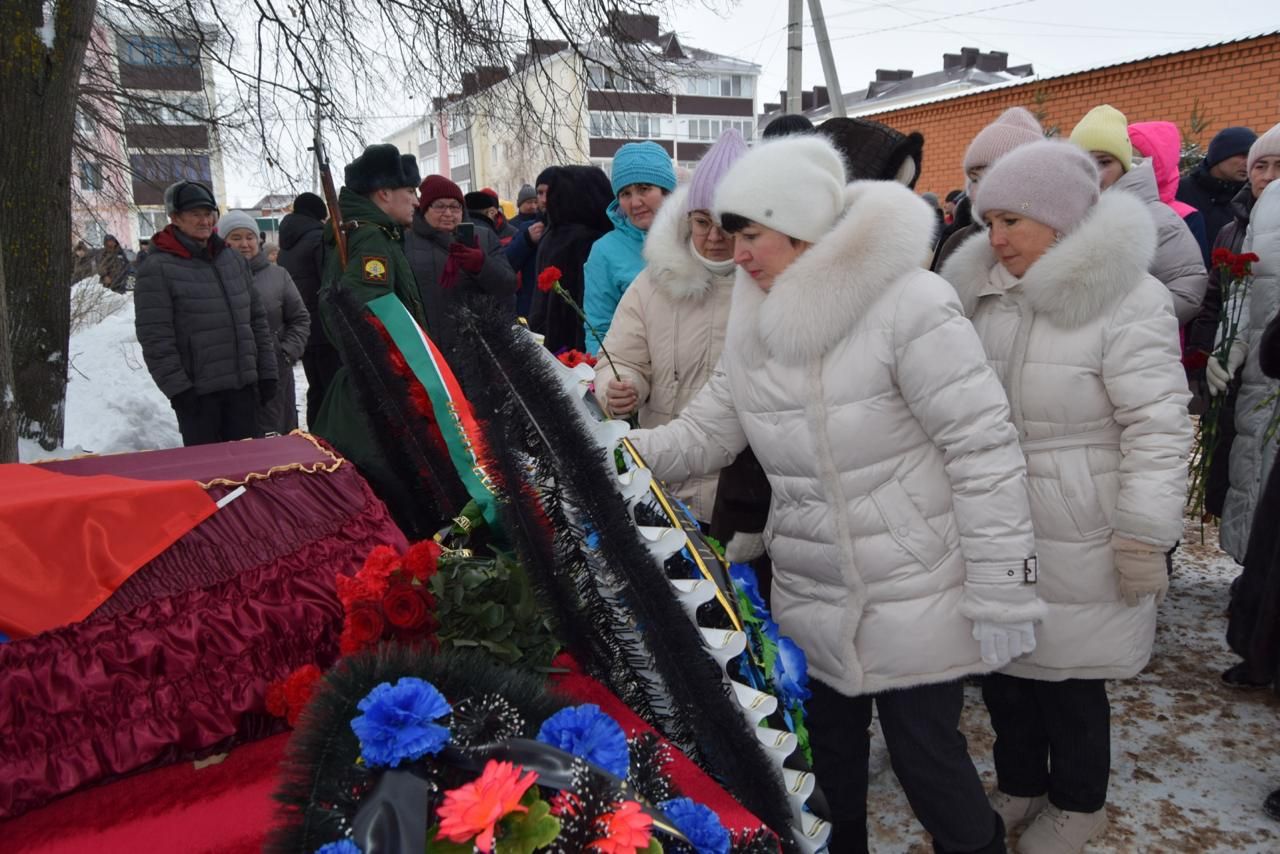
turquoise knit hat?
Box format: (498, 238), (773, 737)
(611, 141), (676, 196)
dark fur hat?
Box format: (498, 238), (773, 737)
(344, 144), (419, 194)
(818, 117), (925, 188)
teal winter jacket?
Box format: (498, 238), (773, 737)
(582, 200), (647, 352)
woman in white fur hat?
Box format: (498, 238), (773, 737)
(940, 140), (1193, 853)
(630, 133), (1043, 853)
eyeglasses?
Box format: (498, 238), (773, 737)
(689, 215), (722, 236)
(429, 202), (463, 213)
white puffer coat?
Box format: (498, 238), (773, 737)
(631, 181), (1041, 697)
(595, 186), (734, 521)
(1221, 180), (1280, 562)
(941, 191), (1193, 681)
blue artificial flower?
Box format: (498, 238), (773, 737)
(535, 703), (629, 778)
(728, 562), (768, 615)
(659, 797), (730, 854)
(314, 840), (361, 854)
(773, 635), (812, 705)
(350, 677), (451, 768)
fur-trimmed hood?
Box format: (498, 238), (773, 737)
(729, 179), (937, 365)
(939, 191), (1157, 328)
(641, 185), (731, 300)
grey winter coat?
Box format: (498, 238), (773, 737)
(135, 227), (278, 400)
(402, 210), (516, 358)
(1221, 180), (1280, 561)
(248, 250), (309, 434)
(1112, 157), (1208, 325)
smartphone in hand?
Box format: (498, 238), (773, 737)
(455, 222), (475, 245)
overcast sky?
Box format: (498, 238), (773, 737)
(223, 0), (1273, 205)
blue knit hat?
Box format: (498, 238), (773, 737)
(1207, 126), (1258, 168)
(610, 141), (676, 196)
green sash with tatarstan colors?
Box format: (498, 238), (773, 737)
(365, 293), (502, 534)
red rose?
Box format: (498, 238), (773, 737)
(537, 266), (562, 293)
(404, 540), (442, 582)
(265, 681), (288, 717)
(347, 605), (386, 647)
(383, 586), (429, 630)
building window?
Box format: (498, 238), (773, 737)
(122, 94), (204, 126)
(79, 162), (103, 191)
(129, 153), (212, 185)
(119, 35), (198, 68)
(74, 111), (95, 134)
(82, 220), (106, 246)
(138, 210), (168, 237)
(684, 74), (754, 98)
(420, 154), (439, 175)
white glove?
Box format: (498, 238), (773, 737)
(1206, 340), (1248, 395)
(724, 531), (765, 563)
(972, 620), (1037, 668)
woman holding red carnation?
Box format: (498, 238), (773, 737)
(592, 130), (748, 524)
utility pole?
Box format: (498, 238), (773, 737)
(786, 0), (803, 114)
(808, 0), (846, 117)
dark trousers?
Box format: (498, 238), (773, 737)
(808, 678), (1004, 854)
(173, 387), (258, 446)
(982, 673), (1110, 813)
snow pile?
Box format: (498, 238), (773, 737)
(866, 515), (1280, 852)
(64, 287), (182, 454)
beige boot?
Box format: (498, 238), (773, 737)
(1016, 804), (1108, 853)
(990, 790), (1048, 831)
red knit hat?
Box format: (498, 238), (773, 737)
(417, 175), (464, 211)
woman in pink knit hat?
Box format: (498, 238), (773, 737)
(593, 129), (749, 525)
(941, 140), (1193, 853)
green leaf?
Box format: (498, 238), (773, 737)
(496, 795), (561, 854)
(643, 838), (664, 854)
(426, 824), (475, 854)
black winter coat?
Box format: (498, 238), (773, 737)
(1177, 164), (1247, 248)
(135, 226), (277, 399)
(402, 210), (516, 360)
(528, 165), (613, 354)
(1226, 309), (1280, 691)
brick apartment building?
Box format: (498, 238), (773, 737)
(857, 31), (1280, 197)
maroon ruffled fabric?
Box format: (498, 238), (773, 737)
(0, 461), (407, 820)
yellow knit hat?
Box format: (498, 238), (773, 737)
(1069, 105), (1133, 172)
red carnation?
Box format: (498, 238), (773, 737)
(347, 604), (387, 646)
(383, 586), (430, 630)
(404, 540), (443, 583)
(265, 681), (288, 717)
(358, 545), (401, 594)
(537, 266), (562, 293)
(336, 573), (378, 609)
(1212, 247), (1231, 267)
(283, 664), (323, 725)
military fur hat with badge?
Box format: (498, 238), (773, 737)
(344, 144), (421, 194)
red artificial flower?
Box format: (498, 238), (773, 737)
(590, 800), (653, 853)
(437, 760), (538, 852)
(537, 266), (562, 293)
(347, 604), (387, 646)
(358, 545), (401, 595)
(382, 586), (430, 630)
(265, 681), (288, 718)
(403, 540), (443, 583)
(336, 573), (379, 610)
(283, 664), (323, 725)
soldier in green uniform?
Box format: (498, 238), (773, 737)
(312, 144), (429, 520)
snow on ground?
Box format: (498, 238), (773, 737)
(866, 514), (1280, 852)
(62, 282), (181, 454)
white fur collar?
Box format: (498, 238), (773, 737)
(939, 191), (1157, 328)
(727, 180), (937, 365)
(641, 185), (728, 300)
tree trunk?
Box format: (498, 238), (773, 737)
(0, 0), (96, 450)
(0, 248), (16, 462)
